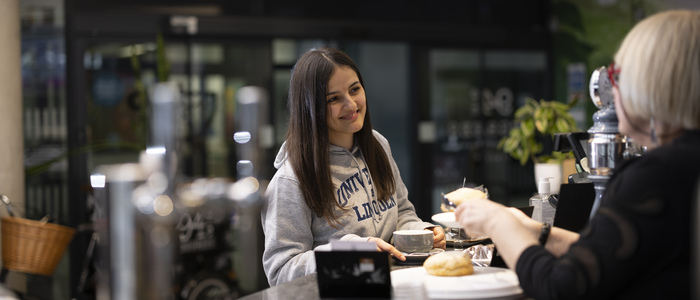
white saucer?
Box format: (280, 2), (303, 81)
(391, 266), (523, 299)
(432, 212), (461, 228)
(401, 248), (445, 261)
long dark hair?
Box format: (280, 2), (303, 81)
(285, 46), (395, 227)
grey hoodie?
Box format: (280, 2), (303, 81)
(261, 130), (435, 286)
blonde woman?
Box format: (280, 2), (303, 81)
(448, 10), (700, 299)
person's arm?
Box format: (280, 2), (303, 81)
(544, 226), (580, 256)
(505, 207), (580, 257)
(261, 176), (319, 286)
(263, 173), (412, 286)
(462, 204), (537, 269)
(453, 198), (579, 269)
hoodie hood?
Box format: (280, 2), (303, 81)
(273, 139), (360, 170)
(273, 141), (289, 169)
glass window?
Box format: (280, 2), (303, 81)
(81, 40), (272, 179)
(429, 49), (547, 214)
(20, 1), (71, 298)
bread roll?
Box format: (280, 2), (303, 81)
(441, 187), (488, 212)
(423, 251), (474, 276)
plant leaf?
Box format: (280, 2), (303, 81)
(533, 107), (544, 128)
(497, 137), (506, 150)
(544, 108), (556, 131)
(551, 101), (569, 112)
(555, 118), (570, 133)
(519, 149), (529, 166)
(521, 119), (535, 137)
(508, 127), (519, 138)
(526, 98), (539, 108)
(514, 105), (534, 121)
(503, 137), (520, 153)
(535, 119), (548, 133)
(530, 139), (543, 155)
(506, 97), (582, 166)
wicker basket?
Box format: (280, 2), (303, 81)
(1, 216), (76, 276)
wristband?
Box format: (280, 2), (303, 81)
(538, 223), (551, 246)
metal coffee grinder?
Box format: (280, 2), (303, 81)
(586, 65), (642, 218)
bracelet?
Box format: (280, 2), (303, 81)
(538, 223), (551, 246)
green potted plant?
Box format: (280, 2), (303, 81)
(497, 97), (580, 193)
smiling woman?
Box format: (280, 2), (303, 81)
(260, 46), (446, 287)
(325, 66), (366, 150)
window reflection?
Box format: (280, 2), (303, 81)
(82, 41), (271, 179)
(429, 49), (546, 213)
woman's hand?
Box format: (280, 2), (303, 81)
(505, 207), (541, 236)
(454, 197), (540, 268)
(368, 237), (406, 261)
(454, 197), (509, 238)
(427, 226), (446, 250)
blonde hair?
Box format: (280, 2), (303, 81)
(615, 10), (700, 129)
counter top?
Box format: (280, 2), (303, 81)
(238, 267), (424, 300)
(238, 263), (420, 300)
(239, 272), (319, 300)
(240, 243), (525, 300)
(238, 253), (527, 300)
(239, 265), (528, 300)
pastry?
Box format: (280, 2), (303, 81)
(423, 251), (474, 276)
(441, 187), (488, 212)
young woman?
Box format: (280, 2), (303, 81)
(447, 10), (700, 299)
(262, 46), (445, 286)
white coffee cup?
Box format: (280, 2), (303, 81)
(393, 230), (433, 253)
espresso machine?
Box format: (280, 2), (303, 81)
(91, 82), (183, 300)
(586, 65), (643, 218)
(552, 64), (645, 227)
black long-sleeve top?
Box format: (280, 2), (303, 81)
(516, 130), (700, 300)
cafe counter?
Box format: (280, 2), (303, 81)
(239, 248), (527, 300)
(239, 272), (320, 300)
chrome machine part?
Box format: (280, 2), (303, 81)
(92, 82), (183, 300)
(91, 163), (148, 300)
(587, 65), (628, 219)
(587, 133), (625, 176)
(588, 66), (615, 110)
(589, 67), (602, 109)
(230, 86), (269, 294)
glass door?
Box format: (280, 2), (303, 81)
(81, 39), (273, 179)
(425, 48), (549, 214)
(75, 37), (273, 297)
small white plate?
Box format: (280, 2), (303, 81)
(402, 248), (445, 261)
(391, 266), (523, 299)
(432, 212), (461, 228)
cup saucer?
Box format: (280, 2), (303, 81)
(399, 248), (445, 263)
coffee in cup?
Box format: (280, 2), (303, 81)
(393, 230), (433, 253)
